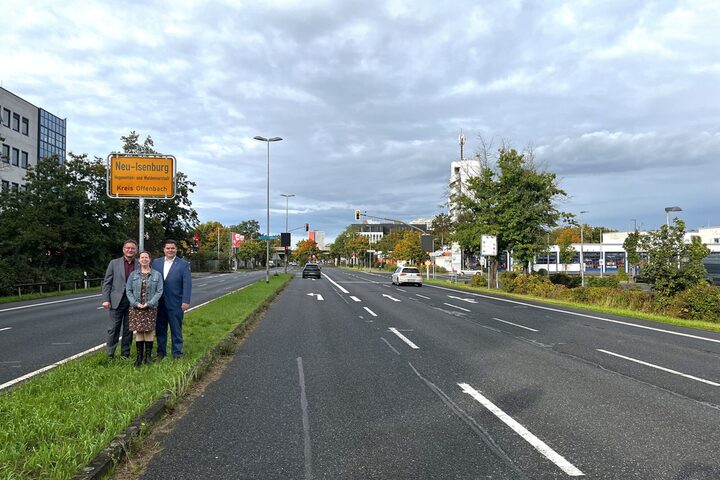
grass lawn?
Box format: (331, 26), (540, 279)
(0, 274), (291, 480)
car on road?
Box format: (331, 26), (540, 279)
(302, 263), (321, 279)
(391, 266), (423, 286)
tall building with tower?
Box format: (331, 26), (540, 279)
(448, 130), (481, 221)
(0, 87), (67, 192)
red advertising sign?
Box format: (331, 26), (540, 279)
(231, 233), (245, 248)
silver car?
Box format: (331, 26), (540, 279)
(391, 266), (423, 286)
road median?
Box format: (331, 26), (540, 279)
(0, 274), (292, 480)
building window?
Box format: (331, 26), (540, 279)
(19, 184), (27, 192)
(21, 151), (28, 169)
(11, 148), (19, 166)
(1, 108), (9, 127)
(11, 182), (19, 192)
(1, 144), (8, 163)
(12, 113), (20, 131)
(1, 180), (8, 192)
(21, 117), (29, 135)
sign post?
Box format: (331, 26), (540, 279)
(107, 153), (176, 251)
(481, 235), (498, 289)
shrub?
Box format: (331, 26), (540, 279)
(499, 271), (518, 292)
(549, 273), (581, 288)
(669, 283), (720, 322)
(587, 276), (620, 288)
(470, 273), (487, 287)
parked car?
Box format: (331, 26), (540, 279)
(302, 263), (322, 279)
(391, 266), (423, 286)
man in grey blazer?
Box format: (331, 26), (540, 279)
(101, 239), (138, 359)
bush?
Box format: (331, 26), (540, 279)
(499, 271), (518, 292)
(549, 273), (581, 288)
(587, 276), (620, 288)
(669, 283), (720, 322)
(470, 273), (487, 287)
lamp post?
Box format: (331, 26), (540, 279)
(580, 216), (585, 287)
(254, 135), (283, 284)
(281, 193), (295, 274)
(664, 206), (682, 227)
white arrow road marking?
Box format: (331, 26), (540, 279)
(447, 295), (478, 304)
(350, 296), (361, 302)
(597, 349), (720, 386)
(306, 293), (324, 301)
(382, 294), (401, 302)
(389, 327), (419, 349)
(492, 317), (539, 332)
(459, 383), (584, 477)
(443, 302), (471, 312)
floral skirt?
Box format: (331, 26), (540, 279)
(129, 307), (158, 332)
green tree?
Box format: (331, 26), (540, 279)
(639, 219), (709, 299)
(293, 239), (319, 265)
(623, 230), (642, 279)
(454, 147), (569, 272)
(237, 239), (266, 268)
(431, 213), (453, 248)
(229, 220), (260, 239)
(556, 229), (576, 273)
(392, 231), (426, 263)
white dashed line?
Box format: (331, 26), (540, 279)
(459, 383), (584, 477)
(597, 349), (720, 387)
(0, 327), (11, 332)
(350, 296), (361, 302)
(389, 327), (419, 349)
(443, 302), (471, 312)
(416, 294), (431, 299)
(363, 307), (378, 317)
(492, 317), (539, 332)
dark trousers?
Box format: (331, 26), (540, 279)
(106, 296), (131, 357)
(155, 304), (184, 357)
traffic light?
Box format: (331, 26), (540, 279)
(305, 223), (309, 232)
(355, 209), (361, 221)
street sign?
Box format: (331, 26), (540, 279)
(106, 153), (176, 199)
(481, 235), (497, 256)
(259, 235), (279, 241)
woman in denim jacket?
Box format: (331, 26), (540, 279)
(126, 251), (163, 366)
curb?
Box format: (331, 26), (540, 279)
(73, 276), (292, 480)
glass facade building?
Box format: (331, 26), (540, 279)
(38, 108), (66, 164)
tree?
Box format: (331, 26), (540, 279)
(639, 219), (709, 299)
(229, 220), (260, 239)
(454, 147), (570, 272)
(556, 229), (576, 273)
(623, 230), (642, 279)
(431, 213), (453, 248)
(392, 231), (426, 263)
(237, 239), (266, 268)
(293, 239), (319, 265)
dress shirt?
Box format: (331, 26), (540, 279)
(163, 257), (175, 280)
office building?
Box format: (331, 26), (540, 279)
(0, 87), (66, 192)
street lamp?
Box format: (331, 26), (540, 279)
(664, 206), (682, 227)
(579, 213), (586, 286)
(281, 193), (295, 274)
(254, 135), (283, 283)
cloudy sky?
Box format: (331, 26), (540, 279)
(2, 0), (718, 242)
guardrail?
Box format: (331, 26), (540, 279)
(12, 277), (104, 297)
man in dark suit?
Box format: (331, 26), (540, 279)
(101, 239), (139, 359)
(153, 239), (192, 359)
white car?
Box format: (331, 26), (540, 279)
(391, 266), (423, 286)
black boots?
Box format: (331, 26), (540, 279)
(134, 341), (144, 367)
(144, 342), (154, 365)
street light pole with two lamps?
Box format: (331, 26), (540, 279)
(664, 206), (682, 227)
(254, 135), (283, 284)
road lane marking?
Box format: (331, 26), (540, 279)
(380, 337), (401, 355)
(597, 349), (720, 387)
(350, 296), (361, 302)
(363, 307), (378, 317)
(396, 288), (406, 292)
(382, 294), (401, 302)
(323, 273), (350, 294)
(0, 327), (11, 332)
(416, 294), (431, 299)
(459, 383), (584, 477)
(196, 283), (208, 287)
(389, 327), (419, 349)
(307, 293), (324, 301)
(492, 317), (539, 332)
(448, 295), (478, 304)
(0, 294), (102, 314)
(444, 302), (471, 312)
(296, 357), (313, 480)
(51, 342), (71, 345)
(426, 284), (720, 345)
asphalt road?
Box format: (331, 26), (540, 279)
(139, 266), (720, 479)
(0, 269), (281, 387)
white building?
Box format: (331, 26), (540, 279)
(309, 230), (326, 250)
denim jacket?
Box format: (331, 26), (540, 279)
(125, 269), (164, 308)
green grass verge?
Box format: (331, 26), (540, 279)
(425, 278), (720, 334)
(0, 274), (291, 480)
(0, 287), (102, 305)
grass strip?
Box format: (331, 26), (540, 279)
(425, 278), (720, 333)
(0, 274), (291, 480)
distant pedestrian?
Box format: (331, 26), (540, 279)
(152, 239), (192, 360)
(101, 240), (138, 359)
(126, 251), (163, 367)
